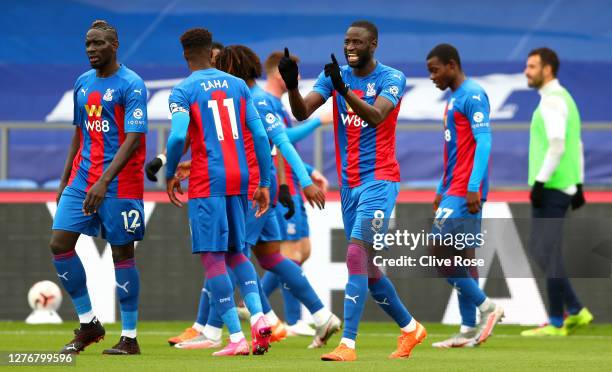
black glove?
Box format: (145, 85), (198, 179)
(324, 54), (348, 96)
(278, 184), (295, 220)
(278, 47), (299, 90)
(145, 157), (163, 182)
(530, 181), (545, 208)
(571, 184), (586, 210)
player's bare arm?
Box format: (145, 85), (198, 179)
(57, 127), (81, 205)
(82, 132), (142, 215)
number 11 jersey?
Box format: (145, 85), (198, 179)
(168, 68), (261, 198)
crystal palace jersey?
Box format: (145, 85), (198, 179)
(439, 79), (491, 198)
(168, 68), (260, 198)
(69, 65), (148, 199)
(313, 61), (406, 188)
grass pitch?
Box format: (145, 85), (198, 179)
(1, 321), (611, 371)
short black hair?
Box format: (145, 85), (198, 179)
(180, 28), (213, 51)
(427, 43), (462, 69)
(89, 19), (118, 41)
(528, 47), (560, 77)
(216, 45), (262, 81)
(349, 20), (378, 40)
(211, 41), (224, 51)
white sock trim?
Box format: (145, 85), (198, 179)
(478, 298), (493, 312)
(250, 312), (264, 326)
(401, 318), (417, 333)
(121, 329), (137, 338)
(78, 311), (95, 324)
(229, 331), (245, 343)
(157, 153), (167, 165)
(312, 308), (332, 327)
(192, 322), (205, 333)
(265, 311), (279, 324)
(203, 325), (222, 342)
(340, 337), (355, 349)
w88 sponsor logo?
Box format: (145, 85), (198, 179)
(85, 119), (110, 133)
(340, 113), (369, 128)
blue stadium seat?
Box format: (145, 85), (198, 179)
(42, 179), (61, 190)
(0, 179), (38, 190)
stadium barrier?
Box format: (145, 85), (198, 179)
(1, 191), (611, 324)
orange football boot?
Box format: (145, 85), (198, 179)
(321, 343), (357, 361)
(167, 327), (200, 346)
(270, 320), (287, 342)
(389, 321), (427, 359)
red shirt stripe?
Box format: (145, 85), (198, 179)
(374, 100), (401, 182)
(114, 104), (145, 199)
(448, 111), (475, 196)
(188, 102), (211, 198)
(85, 91), (104, 192)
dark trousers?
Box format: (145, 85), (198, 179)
(530, 188), (583, 322)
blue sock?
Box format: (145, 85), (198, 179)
(205, 281), (224, 328)
(342, 275), (368, 340)
(53, 250), (92, 321)
(281, 285), (302, 325)
(114, 258), (140, 336)
(261, 271), (280, 297)
(195, 280), (210, 326)
(258, 277), (272, 314)
(457, 277), (478, 328)
(368, 276), (412, 328)
(342, 243), (370, 340)
(227, 253), (262, 317)
(258, 253), (323, 314)
(446, 277), (486, 307)
(201, 253), (241, 335)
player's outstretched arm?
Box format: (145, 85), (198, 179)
(272, 131), (325, 210)
(82, 132), (143, 215)
(165, 111), (190, 207)
(279, 47), (326, 120)
(57, 127), (81, 205)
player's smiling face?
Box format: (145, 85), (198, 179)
(85, 29), (117, 69)
(344, 27), (376, 68)
(427, 57), (453, 91)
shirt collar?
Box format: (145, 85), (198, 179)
(538, 78), (561, 96)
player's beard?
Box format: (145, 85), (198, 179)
(527, 71), (544, 89)
(346, 49), (371, 69)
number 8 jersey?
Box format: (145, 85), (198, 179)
(70, 65), (148, 199)
(168, 68), (261, 198)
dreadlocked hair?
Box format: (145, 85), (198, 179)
(215, 45), (262, 81)
(90, 19), (118, 41)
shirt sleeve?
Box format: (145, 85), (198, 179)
(73, 79), (82, 127)
(256, 98), (285, 139)
(535, 95), (569, 182)
(464, 90), (492, 192)
(168, 85), (190, 116)
(378, 70), (406, 107)
(312, 70), (333, 101)
(124, 78), (148, 134)
(464, 91), (491, 136)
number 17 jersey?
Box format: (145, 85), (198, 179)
(168, 68), (261, 198)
